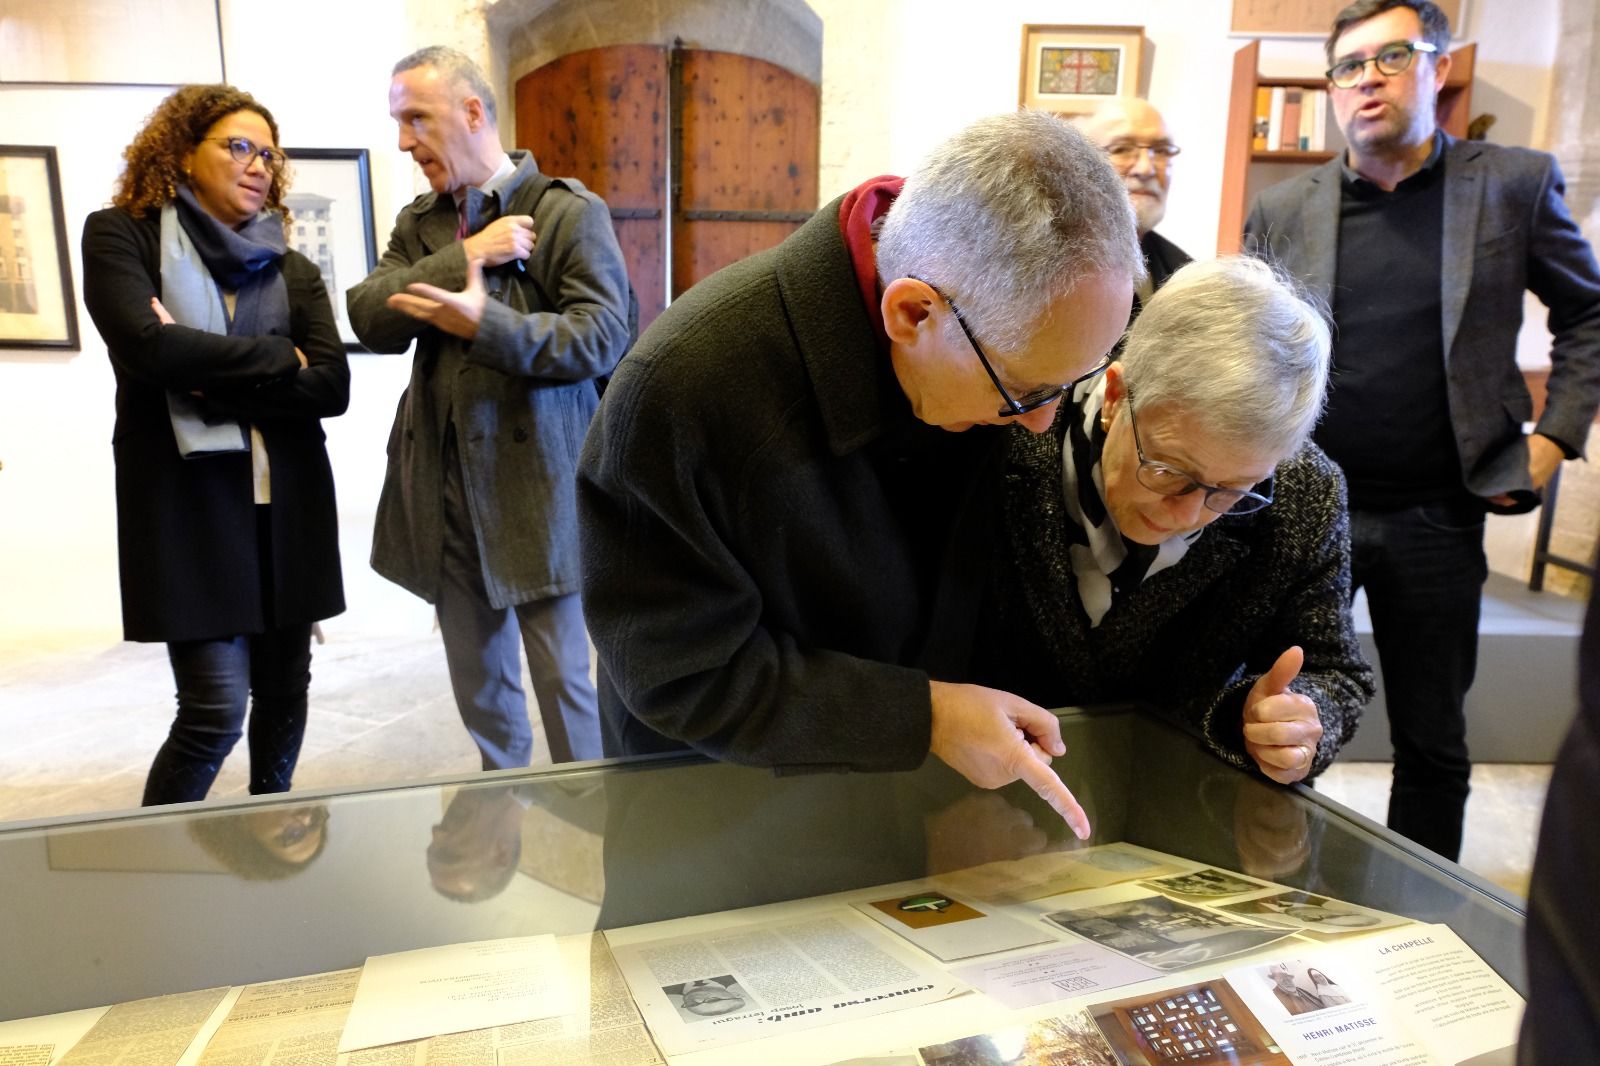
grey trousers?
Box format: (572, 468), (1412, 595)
(438, 431), (601, 769)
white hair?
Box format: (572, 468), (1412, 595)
(1120, 256), (1331, 456)
(875, 110), (1144, 354)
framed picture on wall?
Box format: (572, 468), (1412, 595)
(1019, 24), (1146, 115)
(0, 145), (79, 351)
(283, 148), (379, 352)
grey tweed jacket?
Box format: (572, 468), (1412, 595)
(1245, 135), (1600, 511)
(983, 424), (1375, 778)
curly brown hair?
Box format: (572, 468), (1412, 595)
(113, 84), (291, 220)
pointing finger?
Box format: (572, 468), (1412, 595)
(1014, 750), (1090, 840)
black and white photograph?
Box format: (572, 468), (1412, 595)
(0, 145), (77, 350)
(1256, 960), (1357, 1018)
(1140, 868), (1273, 900)
(283, 148), (378, 351)
(661, 975), (752, 1023)
(1044, 895), (1293, 972)
(1217, 890), (1407, 934)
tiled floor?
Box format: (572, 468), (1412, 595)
(1, 631), (1557, 898)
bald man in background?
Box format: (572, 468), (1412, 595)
(1077, 97), (1191, 322)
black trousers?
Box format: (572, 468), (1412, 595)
(1349, 495), (1488, 862)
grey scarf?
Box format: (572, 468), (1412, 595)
(158, 187), (290, 457)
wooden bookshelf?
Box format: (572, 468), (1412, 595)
(1217, 38), (1475, 253)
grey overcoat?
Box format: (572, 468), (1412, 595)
(349, 152), (633, 607)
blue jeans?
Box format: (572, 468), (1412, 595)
(1349, 496), (1487, 861)
(143, 624), (314, 805)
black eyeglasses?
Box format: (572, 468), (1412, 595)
(1103, 140), (1182, 169)
(204, 136), (289, 174)
(1123, 395), (1274, 514)
(1326, 40), (1437, 88)
(911, 277), (1113, 418)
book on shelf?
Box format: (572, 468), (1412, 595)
(1279, 89), (1303, 150)
(1297, 91), (1315, 150)
(1252, 86), (1271, 150)
(1266, 86), (1286, 152)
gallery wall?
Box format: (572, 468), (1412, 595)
(0, 0), (1566, 651)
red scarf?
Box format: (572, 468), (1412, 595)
(837, 175), (905, 349)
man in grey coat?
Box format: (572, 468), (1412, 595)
(580, 112), (1145, 838)
(1245, 0), (1600, 859)
(349, 46), (632, 769)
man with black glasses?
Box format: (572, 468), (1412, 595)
(1246, 0), (1600, 860)
(578, 112), (1143, 836)
(1076, 97), (1191, 323)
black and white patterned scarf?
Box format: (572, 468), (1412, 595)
(1059, 377), (1201, 627)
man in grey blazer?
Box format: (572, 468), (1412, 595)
(1246, 0), (1600, 860)
(349, 46), (632, 769)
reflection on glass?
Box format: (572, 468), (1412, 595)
(188, 805), (330, 880)
(428, 786), (526, 903)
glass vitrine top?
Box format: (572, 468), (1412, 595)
(0, 704), (1525, 1023)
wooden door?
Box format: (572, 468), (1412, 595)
(516, 44), (668, 331)
(515, 43), (819, 332)
(671, 48), (818, 296)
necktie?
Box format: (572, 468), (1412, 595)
(455, 199), (469, 240)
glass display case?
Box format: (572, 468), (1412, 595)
(0, 704), (1527, 1042)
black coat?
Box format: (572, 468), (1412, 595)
(1521, 582), (1600, 1062)
(578, 195), (1005, 770)
(1136, 229), (1192, 319)
(82, 207), (348, 642)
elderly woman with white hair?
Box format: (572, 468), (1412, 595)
(984, 256), (1374, 784)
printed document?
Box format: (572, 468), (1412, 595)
(338, 937), (570, 1053)
(607, 913), (963, 1056)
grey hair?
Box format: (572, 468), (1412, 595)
(1327, 0), (1451, 64)
(875, 110), (1144, 354)
(1119, 256), (1331, 457)
(393, 45), (499, 127)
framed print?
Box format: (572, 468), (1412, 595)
(283, 149), (379, 352)
(1020, 24), (1146, 115)
(0, 0), (224, 85)
(0, 145), (79, 350)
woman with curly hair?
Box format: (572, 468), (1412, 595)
(81, 84), (348, 805)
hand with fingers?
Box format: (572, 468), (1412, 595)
(1488, 433), (1565, 508)
(388, 257), (490, 341)
(1242, 646), (1324, 784)
(462, 214), (536, 268)
(928, 680), (1092, 839)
